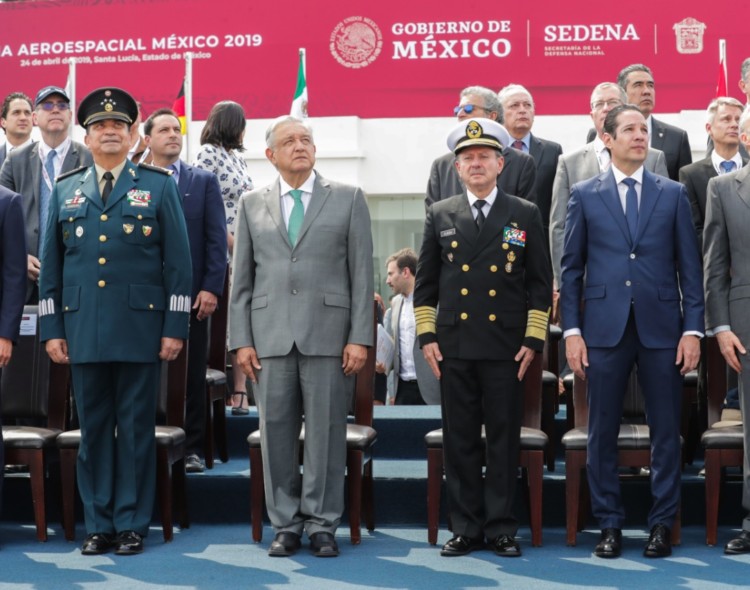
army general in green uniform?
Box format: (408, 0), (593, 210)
(38, 88), (192, 556)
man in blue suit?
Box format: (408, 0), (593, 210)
(0, 185), (29, 510)
(560, 105), (704, 559)
(145, 108), (227, 473)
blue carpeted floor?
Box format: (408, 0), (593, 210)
(2, 524), (750, 590)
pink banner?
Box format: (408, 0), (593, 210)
(0, 0), (743, 119)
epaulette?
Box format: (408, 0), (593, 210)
(138, 162), (173, 175)
(56, 165), (88, 181)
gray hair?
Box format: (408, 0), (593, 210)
(265, 115), (314, 149)
(497, 84), (534, 108)
(617, 64), (653, 89)
(460, 85), (503, 122)
(740, 105), (750, 135)
(706, 97), (745, 125)
(590, 82), (627, 107)
(742, 58), (750, 85)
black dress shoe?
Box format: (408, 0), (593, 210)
(488, 535), (522, 557)
(309, 532), (339, 557)
(725, 530), (750, 554)
(115, 530), (144, 555)
(643, 523), (671, 558)
(185, 454), (205, 474)
(268, 532), (301, 557)
(81, 533), (114, 555)
(594, 527), (622, 558)
(440, 535), (485, 556)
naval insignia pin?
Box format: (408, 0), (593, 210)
(123, 223), (134, 234)
(75, 226), (84, 238)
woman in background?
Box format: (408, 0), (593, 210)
(194, 100), (254, 415)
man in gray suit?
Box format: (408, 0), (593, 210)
(0, 86), (92, 302)
(549, 82), (669, 289)
(703, 105), (750, 555)
(379, 248), (440, 405)
(0, 92), (33, 169)
(425, 85), (537, 208)
(229, 116), (374, 558)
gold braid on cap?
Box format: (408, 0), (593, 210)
(414, 305), (437, 336)
(525, 308), (550, 342)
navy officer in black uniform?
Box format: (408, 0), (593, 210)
(414, 118), (551, 557)
(39, 87), (192, 556)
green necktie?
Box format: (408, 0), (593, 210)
(287, 189), (304, 246)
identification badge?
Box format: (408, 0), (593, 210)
(440, 228), (457, 237)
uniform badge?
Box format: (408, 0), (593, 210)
(75, 226), (84, 238)
(503, 226), (526, 247)
(63, 230), (70, 240)
(142, 225), (152, 237)
(447, 253), (454, 262)
(440, 228), (457, 238)
(123, 224), (134, 234)
(507, 251), (516, 262)
(64, 195), (87, 208)
(505, 263), (513, 273)
(128, 168), (136, 177)
(127, 189), (151, 207)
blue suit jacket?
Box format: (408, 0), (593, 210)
(560, 168), (703, 349)
(0, 185), (27, 342)
(177, 161), (227, 299)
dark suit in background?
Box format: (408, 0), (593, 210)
(425, 147), (536, 208)
(0, 185), (30, 511)
(527, 134), (562, 247)
(176, 160), (227, 458)
(0, 140), (92, 301)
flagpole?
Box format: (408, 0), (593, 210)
(67, 57), (76, 138)
(717, 39), (727, 97)
(185, 52), (193, 160)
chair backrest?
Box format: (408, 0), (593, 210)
(351, 300), (378, 428)
(706, 336), (729, 427)
(207, 264), (230, 372)
(156, 344), (189, 428)
(521, 353), (544, 429)
(1, 305), (68, 428)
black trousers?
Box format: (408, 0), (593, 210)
(395, 378), (426, 405)
(185, 309), (209, 456)
(440, 357), (522, 540)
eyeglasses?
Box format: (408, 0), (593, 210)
(38, 101), (70, 111)
(591, 99), (622, 111)
(453, 104), (487, 116)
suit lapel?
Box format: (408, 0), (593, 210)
(62, 143), (81, 174)
(734, 165), (750, 210)
(295, 174), (331, 248)
(30, 143), (42, 203)
(650, 117), (666, 151)
(529, 134), (542, 161)
(77, 166), (103, 210)
(177, 160), (191, 200)
(476, 191), (512, 254)
(595, 172), (632, 246)
(582, 145), (602, 178)
(634, 171), (663, 245)
(103, 161), (138, 211)
(452, 194), (479, 251)
(262, 180), (288, 245)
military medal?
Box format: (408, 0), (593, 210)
(127, 189), (151, 207)
(507, 251), (516, 262)
(142, 225), (152, 237)
(505, 263), (513, 273)
(503, 226), (527, 247)
(123, 224), (134, 234)
(75, 226), (84, 238)
(447, 253), (454, 262)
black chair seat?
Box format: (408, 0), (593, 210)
(702, 424), (744, 449)
(57, 429), (81, 449)
(425, 426), (548, 450)
(156, 426), (186, 446)
(562, 424), (653, 450)
(205, 368), (226, 387)
(3, 427), (61, 449)
(248, 424), (377, 450)
(542, 370), (557, 386)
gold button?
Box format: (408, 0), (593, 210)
(489, 289), (497, 297)
(137, 214), (143, 220)
(451, 240), (458, 248)
(460, 288), (468, 296)
(462, 264), (470, 272)
(489, 314), (496, 321)
(490, 265), (498, 272)
(99, 235), (107, 242)
(149, 303), (154, 309)
(98, 280), (106, 288)
(100, 214), (108, 221)
(460, 312), (468, 320)
(98, 257), (106, 265)
(68, 216), (74, 222)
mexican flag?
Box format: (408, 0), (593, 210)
(290, 49), (308, 119)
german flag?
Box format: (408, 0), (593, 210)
(172, 81), (186, 135)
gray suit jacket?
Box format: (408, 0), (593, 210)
(704, 165), (750, 332)
(383, 294), (440, 405)
(0, 139), (92, 300)
(228, 172), (374, 358)
(549, 142), (668, 287)
(0, 144), (6, 170)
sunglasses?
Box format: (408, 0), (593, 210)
(453, 104), (487, 116)
(38, 101), (70, 111)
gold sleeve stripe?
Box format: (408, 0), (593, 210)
(414, 306), (437, 336)
(525, 308), (550, 341)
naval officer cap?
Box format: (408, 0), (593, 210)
(447, 118), (511, 155)
(77, 87), (138, 128)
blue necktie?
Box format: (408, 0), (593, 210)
(720, 160), (736, 174)
(287, 189), (304, 246)
(623, 177), (638, 242)
(39, 149), (56, 254)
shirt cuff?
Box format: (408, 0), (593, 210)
(682, 330), (704, 339)
(563, 328), (581, 339)
(706, 325), (730, 337)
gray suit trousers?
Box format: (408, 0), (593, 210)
(254, 349), (351, 536)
